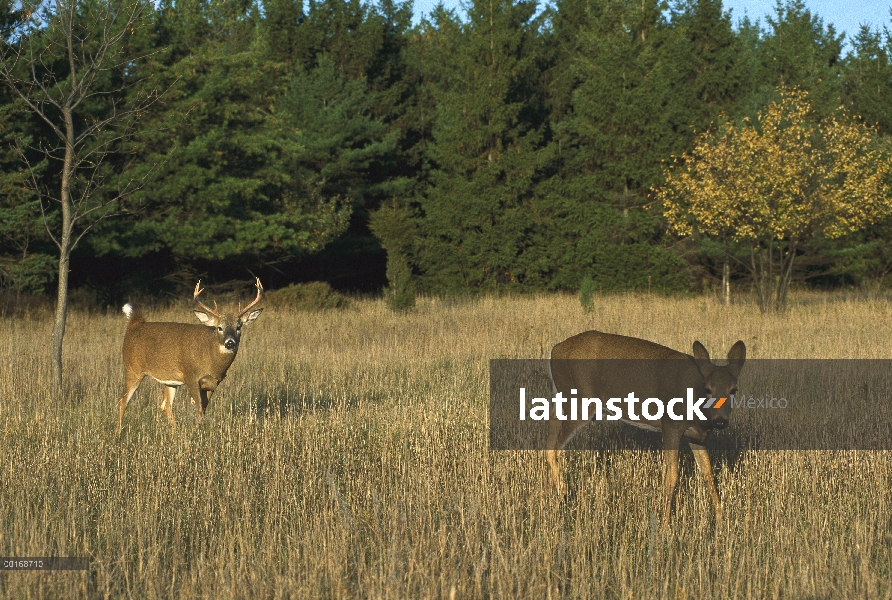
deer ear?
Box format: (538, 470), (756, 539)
(194, 310), (212, 324)
(691, 341), (716, 378)
(727, 340), (746, 377)
(692, 341), (710, 362)
(240, 308), (263, 324)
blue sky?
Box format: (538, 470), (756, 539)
(411, 0), (892, 46)
(722, 0), (890, 38)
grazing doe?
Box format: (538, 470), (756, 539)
(546, 330), (746, 522)
(116, 279), (263, 432)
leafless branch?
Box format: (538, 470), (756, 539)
(0, 0), (167, 260)
(70, 157), (163, 251)
(17, 148), (61, 250)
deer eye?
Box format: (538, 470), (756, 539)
(217, 326), (223, 332)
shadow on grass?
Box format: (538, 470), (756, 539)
(559, 422), (752, 505)
(224, 384), (388, 419)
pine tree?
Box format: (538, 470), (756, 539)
(411, 0), (551, 293)
(667, 0), (750, 130)
(756, 0), (844, 115)
(267, 0), (414, 291)
(96, 0), (351, 270)
(537, 0), (690, 292)
(844, 26), (892, 135)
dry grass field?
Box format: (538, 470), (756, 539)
(1, 292), (891, 598)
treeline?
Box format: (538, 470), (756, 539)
(2, 0), (892, 304)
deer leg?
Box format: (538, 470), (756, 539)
(160, 385), (178, 429)
(200, 389), (213, 414)
(186, 382), (205, 421)
(663, 425), (685, 526)
(546, 420), (589, 495)
(117, 374), (143, 435)
(661, 448), (679, 525)
(690, 442), (723, 521)
(188, 381), (215, 424)
(545, 361), (568, 495)
(197, 376), (217, 414)
(545, 419), (564, 493)
(661, 429), (683, 525)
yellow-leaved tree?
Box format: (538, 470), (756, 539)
(658, 87), (892, 311)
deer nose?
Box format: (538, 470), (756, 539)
(712, 417), (728, 430)
(224, 339), (236, 350)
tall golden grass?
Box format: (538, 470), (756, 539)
(1, 293), (891, 598)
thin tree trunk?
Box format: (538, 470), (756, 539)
(722, 260), (730, 305)
(751, 246), (765, 312)
(51, 247), (70, 393)
(767, 237), (775, 310)
(752, 246), (770, 313)
(52, 106), (76, 395)
(775, 238), (797, 311)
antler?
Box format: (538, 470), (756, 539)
(237, 278), (263, 318)
(193, 280), (223, 318)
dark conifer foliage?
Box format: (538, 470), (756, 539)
(1, 0), (891, 302)
(408, 0), (551, 293)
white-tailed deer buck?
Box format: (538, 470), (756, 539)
(546, 331), (746, 522)
(116, 278), (264, 432)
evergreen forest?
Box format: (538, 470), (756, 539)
(2, 0), (892, 306)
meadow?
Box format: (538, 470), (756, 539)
(1, 292), (891, 598)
